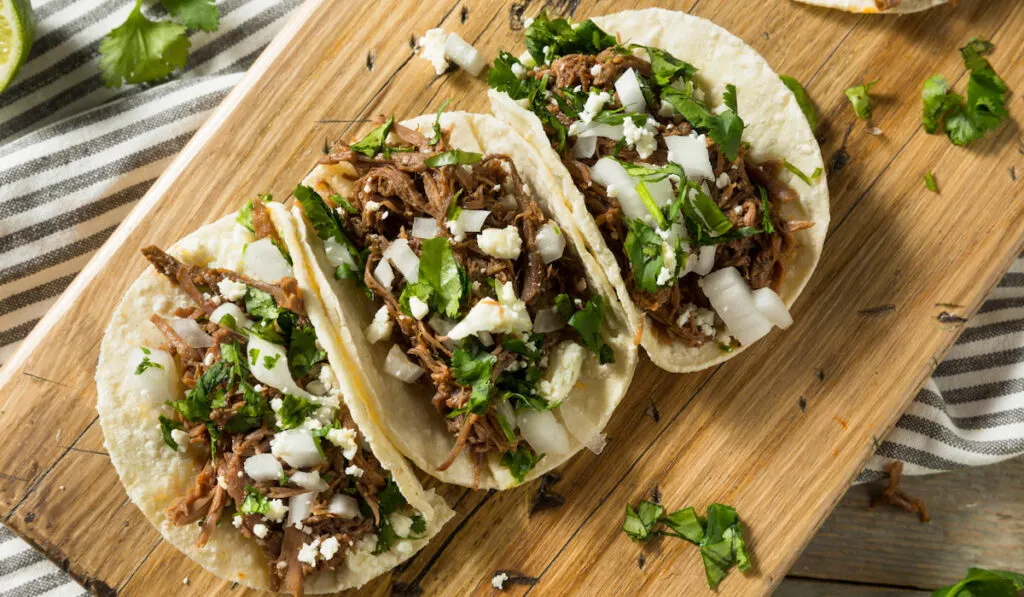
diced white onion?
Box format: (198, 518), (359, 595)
(328, 494), (360, 518)
(517, 409), (572, 457)
(290, 471), (329, 493)
(324, 237), (357, 271)
(533, 307), (565, 333)
(496, 399), (517, 433)
(374, 259), (395, 290)
(287, 492), (315, 527)
(444, 32), (486, 76)
(244, 454), (283, 482)
(365, 306), (393, 344)
(700, 267), (773, 346)
(572, 135), (597, 159)
(125, 347), (177, 405)
(247, 335), (316, 400)
(615, 68), (646, 114)
(383, 239), (420, 283)
(589, 158), (647, 221)
(752, 287), (793, 329)
(538, 342), (586, 407)
(385, 345), (425, 383)
(559, 399), (606, 455)
(412, 217), (440, 239)
(692, 245), (717, 276)
(168, 318), (214, 348)
(456, 209), (490, 233)
(536, 222), (566, 264)
(211, 303), (253, 329)
(644, 176), (674, 209)
(243, 237), (293, 283)
(571, 121), (624, 139)
(271, 428), (326, 469)
(665, 134), (714, 181)
(427, 314), (454, 336)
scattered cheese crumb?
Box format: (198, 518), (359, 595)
(365, 305), (393, 344)
(264, 499), (288, 523)
(716, 172), (731, 190)
(492, 572), (509, 590)
(418, 28), (450, 75)
(232, 514), (243, 528)
(590, 63), (603, 76)
(345, 465), (364, 478)
(326, 427), (359, 460)
(182, 577), (189, 586)
(253, 523), (269, 539)
(477, 226), (522, 260)
(320, 536), (340, 560)
(297, 538), (321, 568)
(623, 116), (658, 159)
(217, 279), (247, 301)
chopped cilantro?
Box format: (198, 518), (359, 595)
(782, 160), (822, 186)
(660, 83), (744, 161)
(168, 360), (231, 422)
(623, 218), (665, 294)
(635, 182), (669, 230)
(925, 171), (939, 193)
(224, 383), (270, 434)
(424, 149), (483, 168)
(643, 46), (698, 87)
(331, 194), (358, 215)
(158, 415), (184, 451)
(563, 295), (614, 364)
(261, 353), (281, 370)
(429, 99), (451, 146)
(523, 10), (617, 65)
(922, 38), (1008, 146)
(933, 568), (1024, 597)
(244, 287), (281, 321)
(623, 500), (664, 541)
(409, 513), (427, 536)
(501, 446), (544, 484)
(373, 478), (410, 554)
(135, 347), (164, 375)
(236, 194), (271, 233)
(276, 394), (318, 431)
(416, 237), (465, 318)
(287, 324), (326, 380)
(759, 187), (775, 236)
(293, 185), (364, 282)
(349, 116), (395, 157)
(206, 422), (221, 458)
(448, 347), (497, 417)
(779, 74), (818, 131)
(845, 80), (878, 121)
(239, 486), (270, 515)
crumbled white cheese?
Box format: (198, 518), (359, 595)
(580, 91), (611, 124)
(523, 17), (534, 28)
(365, 200), (381, 212)
(345, 465), (364, 478)
(511, 62), (526, 79)
(317, 365), (337, 392)
(477, 226), (522, 260)
(418, 28), (449, 75)
(537, 341), (586, 405)
(656, 241), (677, 286)
(446, 219), (466, 242)
(182, 577), (189, 586)
(326, 427), (359, 460)
(694, 307), (717, 337)
(232, 514), (243, 528)
(409, 296), (429, 320)
(365, 305), (393, 344)
(518, 50), (535, 67)
(170, 428), (190, 452)
(320, 536), (340, 561)
(716, 172), (731, 190)
(217, 475), (229, 490)
(446, 281), (532, 340)
(264, 499), (288, 523)
(204, 352), (216, 367)
(253, 523), (269, 539)
(217, 279), (247, 301)
(677, 309), (691, 328)
(623, 116), (658, 159)
(492, 572), (509, 590)
(298, 538), (321, 567)
(590, 63), (603, 77)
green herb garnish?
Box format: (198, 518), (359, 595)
(922, 38), (1009, 147)
(424, 149), (483, 168)
(501, 446), (544, 484)
(779, 74), (818, 130)
(924, 171), (939, 193)
(933, 568), (1024, 597)
(845, 80), (878, 120)
(158, 415), (184, 451)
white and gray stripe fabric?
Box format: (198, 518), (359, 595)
(0, 0), (1020, 593)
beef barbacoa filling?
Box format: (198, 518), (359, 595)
(137, 202), (424, 597)
(296, 114), (615, 486)
(489, 12), (814, 348)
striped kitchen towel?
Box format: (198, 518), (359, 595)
(0, 0), (1020, 594)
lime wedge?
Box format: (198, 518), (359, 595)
(0, 0), (35, 93)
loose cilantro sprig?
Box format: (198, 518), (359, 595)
(922, 38), (1009, 147)
(429, 99), (451, 147)
(933, 568), (1024, 597)
(276, 394), (318, 431)
(402, 237), (466, 318)
(624, 500), (751, 590)
(845, 80), (878, 121)
(292, 185), (366, 283)
(99, 0), (220, 88)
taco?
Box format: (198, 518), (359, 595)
(95, 202), (453, 596)
(793, 0), (948, 13)
(284, 110), (637, 490)
(488, 9), (830, 373)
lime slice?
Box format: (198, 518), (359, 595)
(0, 0), (35, 93)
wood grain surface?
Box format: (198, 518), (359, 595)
(1, 0), (1023, 595)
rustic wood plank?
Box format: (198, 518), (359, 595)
(794, 457), (1024, 589)
(777, 579), (929, 597)
(0, 0), (1021, 595)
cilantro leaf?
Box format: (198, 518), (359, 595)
(224, 384), (270, 434)
(449, 347), (497, 417)
(523, 10), (617, 65)
(500, 447), (544, 484)
(933, 568), (1024, 597)
(488, 51), (544, 100)
(759, 187), (775, 236)
(287, 324), (327, 380)
(845, 80), (878, 120)
(779, 74), (818, 131)
(782, 160), (822, 186)
(161, 0), (219, 32)
(643, 46), (698, 87)
(399, 281), (433, 318)
(168, 360), (231, 422)
(206, 422), (221, 458)
(99, 0), (189, 88)
(373, 477), (410, 554)
(708, 85), (744, 161)
(135, 347), (165, 375)
(623, 500), (664, 542)
(417, 237), (465, 318)
(924, 171), (939, 193)
(244, 287), (281, 321)
(425, 149), (483, 168)
(237, 194), (272, 233)
(239, 486), (270, 515)
(922, 75), (962, 134)
(430, 99), (451, 146)
(276, 394), (318, 431)
(158, 415), (184, 451)
(293, 185), (364, 283)
(566, 295), (614, 364)
(623, 218), (665, 294)
(350, 117), (395, 157)
(661, 507), (705, 544)
(410, 513), (427, 536)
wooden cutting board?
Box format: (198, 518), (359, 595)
(2, 0), (1023, 595)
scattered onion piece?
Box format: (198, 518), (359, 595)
(752, 287), (793, 329)
(385, 345), (424, 383)
(444, 33), (486, 76)
(168, 318), (213, 347)
(700, 267), (773, 346)
(615, 68), (646, 114)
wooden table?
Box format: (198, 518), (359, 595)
(1, 0), (1022, 595)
